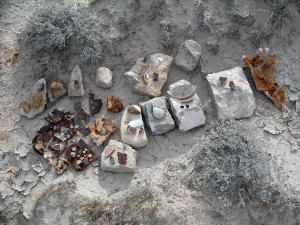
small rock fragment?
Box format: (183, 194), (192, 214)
(107, 96), (124, 113)
(175, 40), (202, 71)
(55, 157), (70, 175)
(229, 81), (235, 91)
(20, 78), (47, 118)
(128, 105), (141, 114)
(90, 117), (117, 146)
(95, 67), (113, 88)
(124, 72), (140, 85)
(68, 65), (84, 97)
(219, 77), (227, 86)
(89, 93), (102, 115)
(101, 140), (138, 173)
(104, 145), (115, 157)
(47, 79), (67, 103)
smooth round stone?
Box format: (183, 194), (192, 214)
(71, 147), (76, 151)
(71, 152), (76, 158)
(128, 120), (144, 128)
(153, 106), (165, 119)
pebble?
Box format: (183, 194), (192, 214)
(153, 106), (165, 119)
(128, 120), (144, 128)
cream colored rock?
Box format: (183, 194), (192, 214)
(124, 53), (173, 97)
(96, 67), (113, 88)
(120, 105), (148, 148)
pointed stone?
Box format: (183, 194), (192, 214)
(68, 65), (84, 97)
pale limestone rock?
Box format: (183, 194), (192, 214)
(68, 65), (84, 96)
(168, 80), (206, 132)
(124, 53), (173, 97)
(121, 105), (148, 148)
(206, 67), (256, 119)
(139, 97), (175, 135)
(20, 78), (47, 118)
(101, 140), (138, 173)
(175, 40), (202, 71)
(96, 67), (113, 88)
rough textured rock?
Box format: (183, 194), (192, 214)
(107, 96), (124, 113)
(101, 140), (138, 173)
(168, 80), (206, 132)
(20, 78), (47, 118)
(68, 65), (84, 97)
(95, 67), (113, 88)
(124, 53), (173, 97)
(139, 97), (175, 135)
(206, 66), (256, 119)
(90, 117), (117, 146)
(175, 40), (202, 71)
(47, 79), (67, 103)
(121, 105), (148, 148)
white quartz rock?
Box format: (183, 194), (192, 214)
(96, 67), (113, 88)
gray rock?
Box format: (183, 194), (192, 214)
(206, 67), (256, 119)
(68, 65), (84, 97)
(175, 40), (202, 71)
(140, 97), (175, 135)
(101, 140), (138, 173)
(168, 80), (206, 132)
(95, 67), (113, 88)
(20, 78), (47, 118)
(124, 71), (140, 85)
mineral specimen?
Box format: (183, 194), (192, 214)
(107, 96), (124, 113)
(89, 93), (102, 115)
(47, 79), (67, 103)
(90, 117), (117, 145)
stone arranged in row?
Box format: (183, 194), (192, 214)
(68, 65), (85, 97)
(101, 140), (138, 173)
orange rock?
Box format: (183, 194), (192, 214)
(90, 117), (117, 145)
(243, 48), (284, 110)
(107, 96), (124, 113)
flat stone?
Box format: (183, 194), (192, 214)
(175, 40), (202, 71)
(95, 67), (113, 88)
(101, 140), (138, 173)
(90, 117), (117, 146)
(168, 80), (206, 132)
(47, 79), (67, 103)
(68, 65), (84, 97)
(124, 53), (173, 97)
(107, 96), (124, 113)
(89, 93), (102, 115)
(20, 78), (47, 118)
(206, 66), (256, 119)
(140, 97), (175, 135)
(121, 105), (148, 148)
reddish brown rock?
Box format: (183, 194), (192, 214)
(55, 157), (70, 175)
(107, 96), (124, 113)
(89, 93), (102, 115)
(90, 117), (117, 146)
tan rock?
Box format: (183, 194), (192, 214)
(107, 96), (124, 113)
(90, 117), (117, 146)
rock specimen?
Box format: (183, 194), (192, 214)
(20, 78), (47, 118)
(68, 65), (84, 97)
(95, 67), (113, 88)
(47, 79), (67, 103)
(206, 67), (256, 119)
(107, 96), (124, 113)
(124, 53), (173, 97)
(55, 157), (70, 175)
(74, 103), (90, 124)
(89, 93), (102, 115)
(90, 117), (117, 146)
(101, 140), (138, 173)
(121, 105), (148, 148)
(168, 80), (206, 132)
(243, 48), (284, 110)
(175, 40), (202, 71)
(139, 97), (175, 135)
(65, 140), (96, 171)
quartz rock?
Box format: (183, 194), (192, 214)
(47, 79), (67, 103)
(101, 140), (138, 173)
(90, 117), (117, 145)
(140, 97), (175, 135)
(206, 67), (256, 119)
(124, 53), (173, 97)
(121, 105), (148, 148)
(168, 80), (206, 132)
(175, 40), (202, 71)
(20, 78), (47, 118)
(95, 67), (113, 88)
(68, 65), (84, 97)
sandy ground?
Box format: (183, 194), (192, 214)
(0, 0), (299, 224)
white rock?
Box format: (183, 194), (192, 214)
(20, 78), (47, 118)
(206, 67), (256, 119)
(140, 97), (175, 135)
(95, 67), (113, 88)
(124, 53), (174, 97)
(121, 105), (148, 148)
(175, 40), (202, 71)
(101, 140), (138, 173)
(168, 80), (206, 132)
(68, 65), (84, 97)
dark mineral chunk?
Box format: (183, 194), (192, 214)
(117, 152), (127, 165)
(75, 104), (90, 124)
(219, 77), (227, 86)
(78, 139), (85, 148)
(229, 81), (235, 91)
(153, 72), (159, 81)
(107, 96), (124, 113)
(89, 93), (102, 115)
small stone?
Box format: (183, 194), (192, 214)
(167, 84), (196, 99)
(121, 105), (148, 148)
(153, 73), (159, 81)
(229, 81), (235, 91)
(20, 78), (47, 118)
(55, 157), (70, 175)
(175, 40), (201, 71)
(95, 67), (113, 88)
(141, 55), (151, 67)
(89, 93), (102, 115)
(124, 72), (140, 85)
(219, 77), (227, 86)
(71, 152), (76, 158)
(47, 79), (67, 103)
(90, 117), (117, 146)
(71, 147), (77, 151)
(68, 65), (84, 97)
(107, 96), (124, 113)
(74, 103), (90, 124)
(78, 139), (85, 148)
(152, 106), (165, 119)
(101, 140), (138, 173)
(88, 154), (92, 158)
(104, 145), (115, 157)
